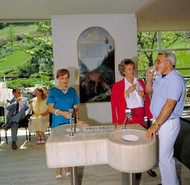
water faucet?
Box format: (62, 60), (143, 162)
(68, 109), (74, 136)
(123, 109), (131, 129)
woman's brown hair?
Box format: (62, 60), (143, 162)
(56, 69), (70, 78)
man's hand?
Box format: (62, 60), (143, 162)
(146, 123), (159, 139)
(146, 67), (154, 80)
(145, 68), (154, 93)
(16, 97), (22, 103)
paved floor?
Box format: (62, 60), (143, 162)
(0, 126), (190, 185)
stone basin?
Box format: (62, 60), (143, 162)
(45, 124), (156, 174)
(108, 129), (156, 173)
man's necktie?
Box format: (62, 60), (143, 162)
(16, 103), (19, 114)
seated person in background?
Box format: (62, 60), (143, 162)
(5, 88), (30, 150)
(29, 87), (49, 145)
(111, 58), (157, 177)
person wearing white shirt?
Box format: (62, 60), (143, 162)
(146, 52), (186, 185)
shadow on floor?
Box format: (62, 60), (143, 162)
(174, 118), (190, 169)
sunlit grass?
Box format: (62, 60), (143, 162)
(0, 50), (31, 69)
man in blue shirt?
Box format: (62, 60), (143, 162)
(146, 52), (186, 185)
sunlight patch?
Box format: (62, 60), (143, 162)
(20, 140), (28, 150)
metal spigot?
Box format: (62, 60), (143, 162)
(68, 109), (74, 136)
(123, 109), (131, 129)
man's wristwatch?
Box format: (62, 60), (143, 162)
(154, 121), (161, 127)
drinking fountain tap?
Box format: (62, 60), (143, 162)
(123, 109), (131, 129)
(68, 108), (78, 185)
(68, 109), (75, 136)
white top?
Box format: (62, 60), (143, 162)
(124, 77), (144, 109)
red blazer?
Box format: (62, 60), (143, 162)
(111, 78), (152, 125)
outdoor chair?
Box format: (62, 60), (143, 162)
(28, 112), (52, 141)
(0, 106), (8, 143)
(17, 114), (32, 142)
(3, 110), (32, 143)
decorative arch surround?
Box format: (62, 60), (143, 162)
(78, 27), (115, 103)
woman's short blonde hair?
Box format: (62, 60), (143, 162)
(35, 87), (48, 100)
(118, 58), (135, 77)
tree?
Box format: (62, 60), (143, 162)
(137, 32), (157, 67)
(24, 21), (53, 79)
(36, 21), (52, 36)
(16, 59), (39, 77)
(137, 31), (189, 68)
(105, 37), (109, 55)
(7, 24), (15, 51)
(79, 60), (89, 74)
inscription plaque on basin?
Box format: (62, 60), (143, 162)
(83, 125), (115, 134)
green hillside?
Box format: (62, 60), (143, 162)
(0, 50), (31, 69)
(0, 24), (37, 39)
(0, 24), (36, 71)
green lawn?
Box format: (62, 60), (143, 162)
(0, 50), (31, 69)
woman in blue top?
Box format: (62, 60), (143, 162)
(47, 68), (86, 180)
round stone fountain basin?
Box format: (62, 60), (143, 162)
(108, 129), (156, 173)
(121, 134), (140, 141)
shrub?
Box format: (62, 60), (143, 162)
(30, 73), (40, 78)
(6, 78), (41, 88)
(16, 34), (23, 41)
(0, 68), (15, 79)
(6, 77), (54, 89)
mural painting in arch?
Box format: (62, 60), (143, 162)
(78, 27), (115, 103)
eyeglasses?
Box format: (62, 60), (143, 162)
(154, 59), (169, 64)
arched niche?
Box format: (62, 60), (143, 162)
(77, 27), (115, 103)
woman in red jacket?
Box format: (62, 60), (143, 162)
(111, 58), (152, 126)
(111, 58), (157, 177)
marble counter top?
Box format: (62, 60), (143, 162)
(45, 124), (156, 173)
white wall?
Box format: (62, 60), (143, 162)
(51, 14), (137, 125)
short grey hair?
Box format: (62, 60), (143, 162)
(158, 52), (176, 67)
